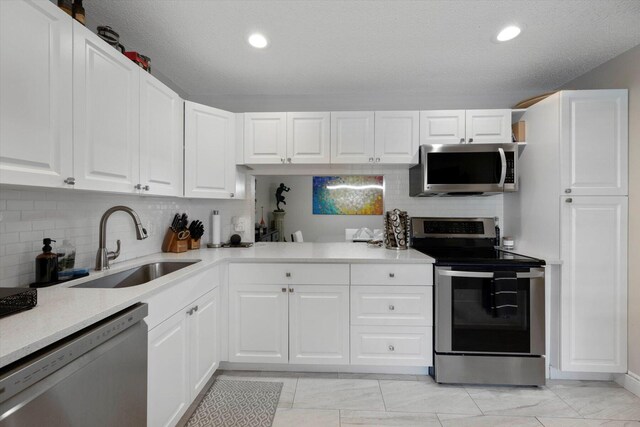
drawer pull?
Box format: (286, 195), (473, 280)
(281, 287), (287, 293)
(289, 288), (294, 293)
(286, 272), (291, 278)
(388, 345), (395, 351)
(389, 273), (395, 278)
(389, 304), (395, 311)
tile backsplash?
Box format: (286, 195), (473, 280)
(0, 186), (254, 288)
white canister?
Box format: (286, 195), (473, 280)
(502, 236), (515, 249)
(209, 210), (221, 248)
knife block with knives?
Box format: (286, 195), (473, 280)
(162, 213), (191, 253)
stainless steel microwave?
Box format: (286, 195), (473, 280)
(409, 143), (518, 196)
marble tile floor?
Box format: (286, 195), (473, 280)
(216, 371), (640, 426)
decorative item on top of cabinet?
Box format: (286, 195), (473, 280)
(0, 0), (73, 188)
(184, 101), (237, 198)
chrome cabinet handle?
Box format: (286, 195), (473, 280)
(194, 305), (198, 312)
(566, 198), (573, 203)
(143, 185), (150, 191)
(375, 157), (380, 162)
(459, 138), (465, 143)
(286, 272), (291, 278)
(64, 177), (76, 185)
(287, 158), (292, 163)
(388, 345), (395, 351)
(565, 189), (572, 194)
(281, 158), (285, 163)
(389, 304), (395, 311)
(230, 192), (235, 198)
(134, 184), (142, 190)
(281, 287), (287, 293)
(289, 288), (294, 293)
(468, 138), (474, 143)
(369, 157), (374, 163)
(389, 273), (395, 278)
(187, 308), (194, 315)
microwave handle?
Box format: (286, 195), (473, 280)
(498, 147), (507, 187)
(438, 270), (545, 279)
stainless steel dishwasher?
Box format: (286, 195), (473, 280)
(0, 303), (148, 426)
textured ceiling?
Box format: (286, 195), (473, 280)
(84, 0), (640, 112)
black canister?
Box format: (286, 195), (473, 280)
(35, 238), (58, 284)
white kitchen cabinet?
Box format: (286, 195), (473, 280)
(286, 112), (331, 164)
(419, 110), (466, 145)
(148, 309), (190, 427)
(560, 90), (628, 196)
(228, 284), (289, 364)
(560, 196), (627, 373)
(189, 287), (220, 396)
(244, 112), (287, 164)
(289, 285), (349, 365)
(184, 101), (236, 198)
(330, 111), (375, 163)
(465, 109), (512, 144)
(72, 21), (140, 193)
(139, 71), (183, 196)
(0, 0), (73, 188)
(419, 109), (511, 145)
(374, 111), (419, 163)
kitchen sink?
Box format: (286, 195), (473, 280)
(72, 261), (200, 289)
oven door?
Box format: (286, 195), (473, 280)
(435, 267), (544, 356)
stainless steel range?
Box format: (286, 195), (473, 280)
(410, 217), (546, 386)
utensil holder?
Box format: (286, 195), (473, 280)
(162, 228), (188, 253)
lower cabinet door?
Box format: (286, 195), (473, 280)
(289, 285), (349, 365)
(148, 311), (190, 427)
(351, 325), (432, 366)
(189, 288), (219, 397)
(228, 284), (288, 363)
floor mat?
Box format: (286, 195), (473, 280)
(186, 379), (283, 427)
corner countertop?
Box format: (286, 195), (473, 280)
(0, 242), (433, 369)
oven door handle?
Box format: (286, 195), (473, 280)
(438, 270), (544, 279)
(498, 147), (507, 187)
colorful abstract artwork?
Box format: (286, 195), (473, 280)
(312, 176), (384, 215)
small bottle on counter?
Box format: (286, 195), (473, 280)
(57, 240), (76, 281)
(35, 238), (58, 284)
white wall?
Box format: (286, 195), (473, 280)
(559, 44), (640, 377)
(256, 168), (504, 243)
(0, 185), (254, 288)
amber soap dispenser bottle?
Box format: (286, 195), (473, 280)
(36, 238), (58, 284)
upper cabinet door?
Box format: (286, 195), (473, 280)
(0, 0), (73, 188)
(560, 196), (628, 373)
(244, 112), (286, 164)
(560, 90), (628, 196)
(139, 71), (183, 197)
(419, 110), (465, 145)
(286, 112), (330, 164)
(465, 109), (511, 144)
(330, 111), (375, 164)
(73, 22), (139, 193)
(184, 101), (235, 199)
(375, 111), (419, 163)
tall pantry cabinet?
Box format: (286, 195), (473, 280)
(506, 90), (628, 373)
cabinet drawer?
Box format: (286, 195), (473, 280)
(351, 264), (432, 286)
(351, 326), (432, 366)
(351, 286), (432, 326)
(145, 265), (219, 330)
(229, 263), (349, 285)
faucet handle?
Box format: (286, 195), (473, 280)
(108, 239), (121, 261)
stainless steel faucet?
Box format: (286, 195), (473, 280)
(95, 206), (148, 271)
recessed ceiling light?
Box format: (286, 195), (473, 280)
(496, 25), (521, 42)
(248, 33), (268, 48)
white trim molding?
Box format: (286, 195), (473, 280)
(615, 371), (640, 398)
(549, 367), (614, 381)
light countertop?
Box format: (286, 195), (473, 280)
(0, 242), (433, 368)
